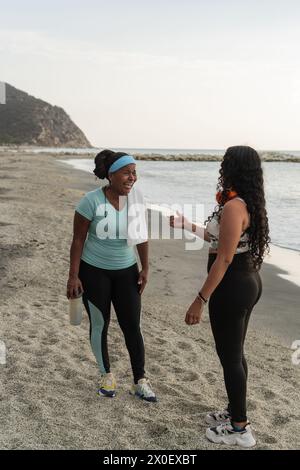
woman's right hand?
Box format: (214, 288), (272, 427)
(169, 211), (190, 230)
(66, 275), (84, 299)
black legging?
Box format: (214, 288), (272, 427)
(79, 260), (145, 383)
(208, 252), (262, 423)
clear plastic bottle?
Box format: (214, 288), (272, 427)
(0, 340), (6, 365)
(69, 294), (83, 326)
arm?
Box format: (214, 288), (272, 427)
(136, 241), (149, 294)
(185, 200), (245, 324)
(67, 212), (91, 299)
(170, 212), (211, 242)
(189, 222), (211, 243)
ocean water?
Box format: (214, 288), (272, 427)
(114, 148), (300, 158)
(63, 158), (300, 253)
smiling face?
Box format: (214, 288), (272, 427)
(109, 163), (137, 195)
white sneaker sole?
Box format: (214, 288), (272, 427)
(206, 428), (256, 448)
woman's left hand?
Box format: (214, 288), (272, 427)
(138, 269), (148, 294)
(185, 299), (204, 325)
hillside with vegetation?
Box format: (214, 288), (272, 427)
(0, 83), (91, 147)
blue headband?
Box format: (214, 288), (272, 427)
(108, 155), (136, 174)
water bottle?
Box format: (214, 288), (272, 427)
(69, 293), (83, 326)
(0, 340), (6, 365)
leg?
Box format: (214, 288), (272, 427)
(210, 301), (248, 423)
(227, 306), (250, 417)
(241, 307), (252, 380)
(209, 271), (261, 424)
(241, 273), (262, 380)
(111, 264), (145, 383)
(79, 261), (112, 375)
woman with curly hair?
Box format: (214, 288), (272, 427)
(170, 145), (270, 447)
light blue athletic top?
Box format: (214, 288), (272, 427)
(75, 188), (137, 270)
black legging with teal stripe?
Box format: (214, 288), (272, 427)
(79, 260), (145, 383)
(208, 252), (262, 423)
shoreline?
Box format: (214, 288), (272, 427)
(57, 155), (300, 345)
(0, 151), (299, 450)
(1, 146), (300, 162)
(61, 156), (300, 288)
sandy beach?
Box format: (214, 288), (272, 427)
(0, 150), (299, 450)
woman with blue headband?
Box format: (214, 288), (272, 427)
(66, 149), (157, 402)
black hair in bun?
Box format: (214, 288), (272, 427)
(93, 149), (128, 179)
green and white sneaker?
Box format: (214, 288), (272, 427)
(130, 378), (157, 402)
(97, 372), (116, 398)
(206, 422), (256, 448)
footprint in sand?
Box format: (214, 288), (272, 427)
(173, 367), (185, 374)
(175, 399), (204, 414)
(258, 433), (278, 445)
(181, 371), (199, 381)
(279, 367), (294, 380)
(18, 310), (30, 320)
(34, 348), (51, 357)
(148, 424), (169, 438)
(109, 353), (120, 363)
(154, 337), (167, 346)
(0, 221), (14, 227)
(16, 336), (31, 345)
(31, 359), (47, 369)
(157, 383), (181, 397)
(42, 336), (59, 346)
(272, 414), (290, 426)
(177, 341), (193, 351)
(0, 196), (21, 201)
(0, 175), (17, 179)
(61, 368), (77, 380)
(262, 389), (276, 400)
(195, 337), (208, 345)
(32, 302), (43, 308)
(8, 439), (23, 450)
(204, 371), (217, 384)
(28, 333), (37, 339)
(247, 399), (257, 411)
(148, 364), (163, 375)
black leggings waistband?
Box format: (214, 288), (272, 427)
(208, 252), (258, 274)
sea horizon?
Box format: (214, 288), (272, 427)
(61, 157), (300, 288)
(1, 145), (300, 157)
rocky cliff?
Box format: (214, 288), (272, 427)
(0, 83), (91, 147)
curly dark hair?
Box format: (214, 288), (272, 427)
(207, 145), (270, 270)
(93, 150), (128, 179)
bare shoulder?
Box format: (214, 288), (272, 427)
(223, 198), (246, 213)
(219, 199), (246, 225)
(221, 199), (249, 231)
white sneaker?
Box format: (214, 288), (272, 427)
(97, 372), (116, 398)
(205, 408), (231, 426)
(130, 378), (157, 402)
(206, 422), (256, 448)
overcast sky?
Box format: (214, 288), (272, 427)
(1, 0), (300, 149)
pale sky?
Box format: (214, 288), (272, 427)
(1, 0), (300, 149)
